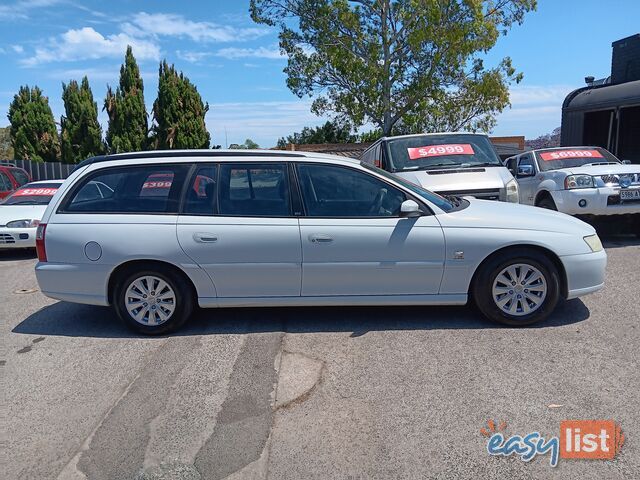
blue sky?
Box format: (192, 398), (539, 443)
(0, 0), (638, 148)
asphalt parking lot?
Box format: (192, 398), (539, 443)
(2, 237), (639, 480)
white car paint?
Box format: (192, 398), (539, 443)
(361, 132), (519, 202)
(0, 181), (62, 248)
(508, 147), (640, 216)
(34, 151), (605, 320)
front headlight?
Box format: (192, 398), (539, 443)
(584, 234), (603, 252)
(505, 178), (519, 203)
(565, 175), (594, 189)
(6, 219), (40, 228)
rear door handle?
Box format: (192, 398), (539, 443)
(309, 234), (333, 244)
(193, 233), (218, 243)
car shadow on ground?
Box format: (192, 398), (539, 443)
(0, 249), (37, 261)
(12, 298), (590, 339)
(600, 234), (639, 249)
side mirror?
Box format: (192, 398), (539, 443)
(400, 199), (421, 218)
(517, 165), (535, 177)
(622, 160), (632, 165)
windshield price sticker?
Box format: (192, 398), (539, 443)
(407, 143), (474, 160)
(13, 188), (58, 196)
(539, 149), (603, 161)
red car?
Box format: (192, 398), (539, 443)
(0, 164), (31, 200)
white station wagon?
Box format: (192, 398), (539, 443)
(35, 150), (607, 334)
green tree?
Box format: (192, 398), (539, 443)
(7, 85), (60, 162)
(151, 61), (210, 149)
(60, 77), (104, 163)
(277, 120), (357, 148)
(104, 46), (148, 153)
(0, 127), (14, 160)
(229, 138), (260, 149)
(251, 0), (535, 135)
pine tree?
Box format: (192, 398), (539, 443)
(152, 61), (210, 149)
(7, 85), (60, 162)
(61, 77), (104, 163)
(104, 46), (148, 153)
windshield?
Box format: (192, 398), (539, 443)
(2, 183), (60, 205)
(360, 162), (454, 212)
(386, 134), (503, 172)
(535, 147), (621, 171)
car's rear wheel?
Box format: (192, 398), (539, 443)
(537, 197), (557, 211)
(472, 250), (561, 326)
(114, 266), (194, 335)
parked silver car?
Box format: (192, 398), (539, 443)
(35, 150), (606, 334)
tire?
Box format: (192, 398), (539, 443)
(472, 249), (561, 327)
(537, 197), (557, 211)
(113, 265), (194, 335)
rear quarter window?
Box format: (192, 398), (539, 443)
(60, 164), (190, 214)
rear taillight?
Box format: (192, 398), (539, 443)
(36, 223), (47, 262)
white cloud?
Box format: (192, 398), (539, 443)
(494, 84), (574, 138)
(215, 46), (283, 60)
(12, 45), (24, 53)
(0, 0), (63, 19)
(206, 101), (330, 147)
(20, 27), (160, 66)
(124, 12), (268, 43)
(176, 50), (212, 63)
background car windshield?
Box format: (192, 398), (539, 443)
(360, 162), (454, 212)
(386, 134), (502, 171)
(2, 183), (60, 205)
(535, 147), (621, 171)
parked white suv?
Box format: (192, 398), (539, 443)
(35, 150), (606, 334)
(505, 146), (639, 234)
(361, 133), (519, 203)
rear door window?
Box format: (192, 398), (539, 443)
(0, 171), (12, 191)
(62, 164), (190, 214)
(183, 166), (217, 215)
(10, 168), (29, 186)
(218, 163), (290, 216)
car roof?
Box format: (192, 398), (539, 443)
(528, 146), (604, 154)
(76, 149), (362, 169)
(23, 180), (64, 186)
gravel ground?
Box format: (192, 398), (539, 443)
(2, 236), (639, 479)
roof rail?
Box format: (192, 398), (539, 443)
(73, 149), (308, 171)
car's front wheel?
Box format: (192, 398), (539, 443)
(472, 250), (561, 326)
(114, 266), (194, 335)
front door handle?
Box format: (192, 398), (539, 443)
(193, 233), (218, 243)
(309, 234), (333, 244)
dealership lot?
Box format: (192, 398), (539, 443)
(2, 237), (639, 480)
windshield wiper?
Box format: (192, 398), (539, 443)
(583, 162), (620, 166)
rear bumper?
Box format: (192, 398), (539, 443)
(560, 249), (607, 300)
(35, 262), (110, 306)
(0, 228), (35, 248)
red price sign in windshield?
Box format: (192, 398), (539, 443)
(539, 149), (603, 161)
(407, 144), (474, 160)
(13, 188), (58, 196)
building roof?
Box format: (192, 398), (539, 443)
(563, 79), (640, 111)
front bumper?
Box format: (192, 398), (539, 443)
(0, 227), (36, 248)
(551, 187), (640, 216)
(560, 249), (607, 300)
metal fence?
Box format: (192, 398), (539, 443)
(0, 159), (75, 181)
